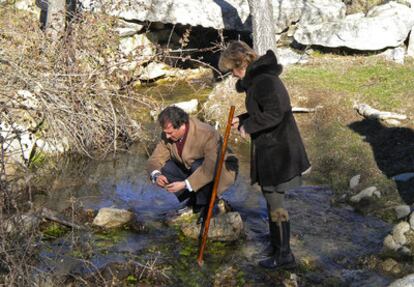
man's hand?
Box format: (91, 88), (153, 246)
(155, 175), (169, 187)
(165, 181), (186, 193)
(231, 117), (239, 129)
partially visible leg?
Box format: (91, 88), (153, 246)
(259, 187), (296, 270)
(260, 187), (284, 257)
(189, 159), (212, 210)
(161, 160), (191, 202)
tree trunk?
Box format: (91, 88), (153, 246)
(45, 0), (66, 41)
(247, 0), (278, 58)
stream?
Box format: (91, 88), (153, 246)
(32, 143), (393, 286)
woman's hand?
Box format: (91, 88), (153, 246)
(231, 117), (239, 129)
(239, 125), (248, 139)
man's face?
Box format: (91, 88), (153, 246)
(163, 122), (186, 142)
(231, 66), (246, 79)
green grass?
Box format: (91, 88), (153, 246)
(284, 60), (414, 110)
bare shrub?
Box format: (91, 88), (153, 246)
(0, 6), (157, 159)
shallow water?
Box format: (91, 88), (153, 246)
(33, 144), (392, 286)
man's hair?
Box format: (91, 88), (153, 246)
(158, 106), (189, 129)
(218, 40), (257, 72)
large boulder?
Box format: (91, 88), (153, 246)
(181, 212), (243, 241)
(294, 1), (414, 51)
(79, 0), (344, 34)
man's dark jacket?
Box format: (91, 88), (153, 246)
(236, 50), (310, 186)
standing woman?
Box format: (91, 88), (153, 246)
(219, 41), (310, 270)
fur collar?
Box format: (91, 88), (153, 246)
(236, 50), (283, 92)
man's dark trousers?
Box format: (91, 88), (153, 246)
(161, 159), (212, 209)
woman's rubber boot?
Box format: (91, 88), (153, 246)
(261, 214), (279, 257)
(259, 221), (297, 270)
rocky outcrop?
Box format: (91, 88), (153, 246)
(79, 0), (344, 34)
(294, 1), (414, 51)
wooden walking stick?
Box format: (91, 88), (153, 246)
(197, 105), (235, 267)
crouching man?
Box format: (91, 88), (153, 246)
(147, 106), (238, 220)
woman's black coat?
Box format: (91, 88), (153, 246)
(236, 50), (310, 186)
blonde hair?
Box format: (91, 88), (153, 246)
(218, 41), (257, 72)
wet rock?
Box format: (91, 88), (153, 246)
(350, 186), (381, 203)
(349, 174), (361, 190)
(173, 99), (199, 114)
(392, 222), (410, 245)
(181, 212), (243, 241)
(383, 234), (401, 251)
(395, 205), (411, 219)
(213, 265), (239, 287)
(380, 258), (402, 275)
(384, 221), (412, 253)
(92, 208), (134, 228)
(388, 273), (414, 287)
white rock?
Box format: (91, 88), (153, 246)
(277, 48), (309, 66)
(383, 119), (402, 126)
(173, 99), (199, 114)
(349, 174), (361, 190)
(79, 0), (344, 34)
(139, 62), (168, 81)
(92, 207), (134, 228)
(384, 234), (401, 251)
(119, 34), (155, 58)
(350, 186), (380, 203)
(116, 20), (143, 37)
(294, 1), (414, 51)
(392, 221), (410, 245)
(296, 0), (346, 26)
(13, 90), (39, 109)
(0, 122), (34, 162)
(393, 221), (411, 234)
(15, 0), (37, 13)
(388, 274), (414, 287)
(395, 205), (411, 219)
(380, 46), (406, 64)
